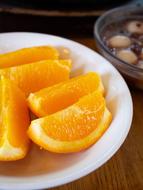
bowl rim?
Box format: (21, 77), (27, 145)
(94, 4), (143, 74)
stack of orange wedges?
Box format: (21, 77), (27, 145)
(0, 45), (112, 161)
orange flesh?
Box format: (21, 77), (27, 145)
(0, 46), (59, 68)
(37, 91), (105, 141)
(0, 77), (30, 148)
(0, 60), (71, 97)
(28, 72), (104, 117)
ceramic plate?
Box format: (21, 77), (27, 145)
(0, 32), (133, 190)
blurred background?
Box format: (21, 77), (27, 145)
(0, 0), (142, 38)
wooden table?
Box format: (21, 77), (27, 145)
(50, 37), (143, 190)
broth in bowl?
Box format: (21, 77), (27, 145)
(102, 19), (143, 68)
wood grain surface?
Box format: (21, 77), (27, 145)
(0, 0), (142, 17)
(49, 37), (143, 190)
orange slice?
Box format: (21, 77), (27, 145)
(0, 46), (59, 68)
(0, 59), (71, 97)
(0, 77), (30, 161)
(28, 72), (104, 117)
(28, 91), (112, 153)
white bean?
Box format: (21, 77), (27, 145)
(126, 21), (143, 34)
(108, 35), (131, 48)
(116, 49), (138, 64)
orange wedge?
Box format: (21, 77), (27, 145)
(0, 59), (71, 97)
(0, 77), (30, 161)
(28, 91), (112, 153)
(28, 72), (104, 117)
(0, 46), (59, 68)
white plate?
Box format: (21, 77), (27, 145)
(0, 32), (133, 190)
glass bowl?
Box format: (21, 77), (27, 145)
(94, 5), (143, 89)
